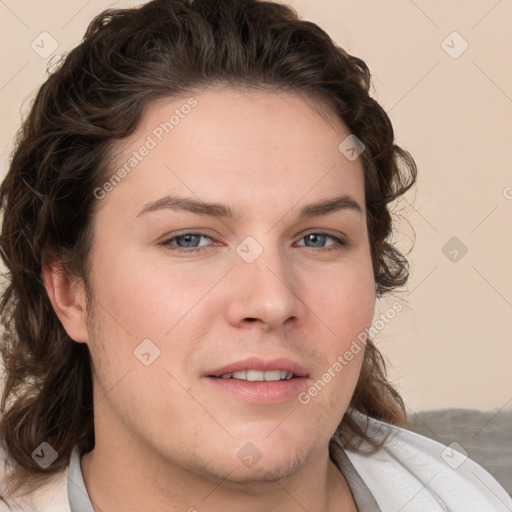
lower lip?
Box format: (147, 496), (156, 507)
(204, 376), (309, 404)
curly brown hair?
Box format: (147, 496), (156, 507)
(0, 0), (416, 500)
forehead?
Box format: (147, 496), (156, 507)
(97, 88), (366, 220)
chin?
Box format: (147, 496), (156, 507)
(189, 443), (313, 485)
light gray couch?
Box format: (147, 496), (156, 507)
(405, 408), (512, 496)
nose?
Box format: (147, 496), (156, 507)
(224, 239), (305, 332)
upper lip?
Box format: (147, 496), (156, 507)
(205, 357), (309, 378)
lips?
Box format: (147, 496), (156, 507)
(219, 370), (294, 381)
(204, 357), (310, 404)
(205, 356), (309, 380)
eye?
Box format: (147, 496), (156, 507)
(295, 233), (347, 251)
(160, 233), (214, 253)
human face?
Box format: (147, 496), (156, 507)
(84, 88), (375, 484)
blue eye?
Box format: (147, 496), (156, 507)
(160, 232), (347, 253)
(297, 233), (346, 250)
(161, 233), (212, 252)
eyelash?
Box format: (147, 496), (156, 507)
(160, 232), (348, 254)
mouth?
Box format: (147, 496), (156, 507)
(213, 369), (296, 381)
(203, 357), (310, 404)
(206, 356), (309, 380)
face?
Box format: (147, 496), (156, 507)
(82, 88), (375, 483)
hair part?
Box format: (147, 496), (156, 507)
(0, 0), (415, 500)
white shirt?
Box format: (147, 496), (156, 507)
(1, 414), (511, 511)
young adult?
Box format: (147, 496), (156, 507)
(0, 1), (510, 510)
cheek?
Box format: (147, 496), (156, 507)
(310, 263), (375, 347)
(88, 242), (208, 341)
(84, 248), (217, 407)
(293, 263), (374, 422)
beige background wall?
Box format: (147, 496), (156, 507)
(0, 0), (511, 414)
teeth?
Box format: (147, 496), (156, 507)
(246, 370), (264, 381)
(265, 370), (281, 381)
(219, 370), (294, 381)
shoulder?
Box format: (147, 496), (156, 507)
(0, 445), (71, 512)
(340, 413), (512, 512)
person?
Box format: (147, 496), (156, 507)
(0, 0), (510, 510)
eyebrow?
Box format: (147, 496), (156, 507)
(135, 194), (363, 220)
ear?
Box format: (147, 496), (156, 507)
(41, 261), (89, 343)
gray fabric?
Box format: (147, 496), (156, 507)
(405, 408), (512, 496)
(66, 441), (380, 511)
(330, 435), (382, 512)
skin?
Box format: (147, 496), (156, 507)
(43, 88), (376, 511)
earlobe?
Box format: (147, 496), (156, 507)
(41, 263), (89, 343)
